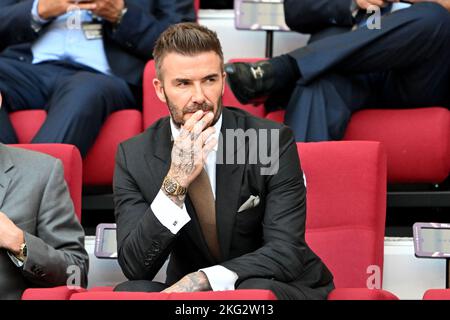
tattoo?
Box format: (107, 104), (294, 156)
(164, 272), (211, 293)
(169, 131), (201, 189)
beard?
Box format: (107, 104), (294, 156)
(165, 91), (223, 128)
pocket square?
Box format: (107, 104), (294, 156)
(237, 195), (260, 213)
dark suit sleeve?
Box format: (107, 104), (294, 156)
(104, 0), (195, 60)
(21, 159), (89, 288)
(114, 144), (176, 280)
(0, 0), (39, 50)
(221, 127), (310, 284)
(284, 0), (354, 34)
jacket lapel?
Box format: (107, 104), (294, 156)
(145, 117), (172, 173)
(0, 144), (14, 209)
(144, 119), (212, 260)
(215, 108), (246, 260)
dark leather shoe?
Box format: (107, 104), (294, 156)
(224, 61), (275, 105)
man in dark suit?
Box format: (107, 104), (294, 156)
(225, 0), (450, 142)
(0, 0), (195, 156)
(113, 22), (334, 299)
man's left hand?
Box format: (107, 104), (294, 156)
(0, 212), (24, 255)
(162, 271), (212, 293)
(91, 0), (125, 23)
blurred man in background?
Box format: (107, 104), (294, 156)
(0, 0), (195, 156)
(226, 0), (450, 142)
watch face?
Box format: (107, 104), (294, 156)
(164, 178), (178, 194)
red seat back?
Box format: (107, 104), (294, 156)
(422, 289), (450, 300)
(143, 60), (170, 129)
(298, 141), (387, 288)
(10, 110), (47, 143)
(344, 107), (450, 183)
(13, 144), (83, 222)
(194, 0), (200, 16)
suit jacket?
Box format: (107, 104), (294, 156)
(114, 107), (334, 299)
(0, 144), (88, 300)
(0, 0), (195, 86)
(284, 0), (355, 42)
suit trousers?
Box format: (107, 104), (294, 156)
(282, 2), (450, 141)
(0, 57), (136, 156)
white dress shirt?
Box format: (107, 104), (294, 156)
(150, 114), (238, 291)
(391, 2), (411, 12)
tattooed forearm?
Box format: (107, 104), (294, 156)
(162, 271), (212, 293)
(170, 140), (196, 186)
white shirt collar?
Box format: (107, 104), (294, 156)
(170, 113), (223, 152)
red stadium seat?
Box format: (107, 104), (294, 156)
(298, 141), (397, 300)
(69, 290), (276, 300)
(267, 108), (450, 184)
(22, 286), (86, 300)
(343, 108), (450, 184)
(422, 289), (450, 300)
(9, 110), (47, 143)
(194, 0), (200, 15)
(12, 144), (82, 222)
(143, 60), (170, 129)
(82, 110), (142, 186)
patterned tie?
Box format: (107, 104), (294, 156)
(188, 169), (221, 261)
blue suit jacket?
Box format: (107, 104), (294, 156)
(284, 0), (355, 42)
(0, 0), (195, 86)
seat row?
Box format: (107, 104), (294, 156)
(17, 141), (450, 299)
(11, 59), (450, 201)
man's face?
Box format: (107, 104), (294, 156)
(153, 51), (226, 128)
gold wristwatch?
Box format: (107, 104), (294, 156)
(15, 243), (27, 262)
(162, 176), (187, 196)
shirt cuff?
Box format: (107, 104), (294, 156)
(31, 0), (51, 25)
(7, 251), (24, 268)
(199, 265), (238, 291)
(151, 190), (191, 234)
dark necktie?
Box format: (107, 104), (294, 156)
(188, 169), (221, 261)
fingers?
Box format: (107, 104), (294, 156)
(198, 126), (216, 146)
(202, 136), (218, 162)
(182, 111), (214, 133)
(182, 110), (206, 133)
(77, 3), (97, 10)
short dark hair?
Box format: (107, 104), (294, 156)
(153, 22), (224, 79)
